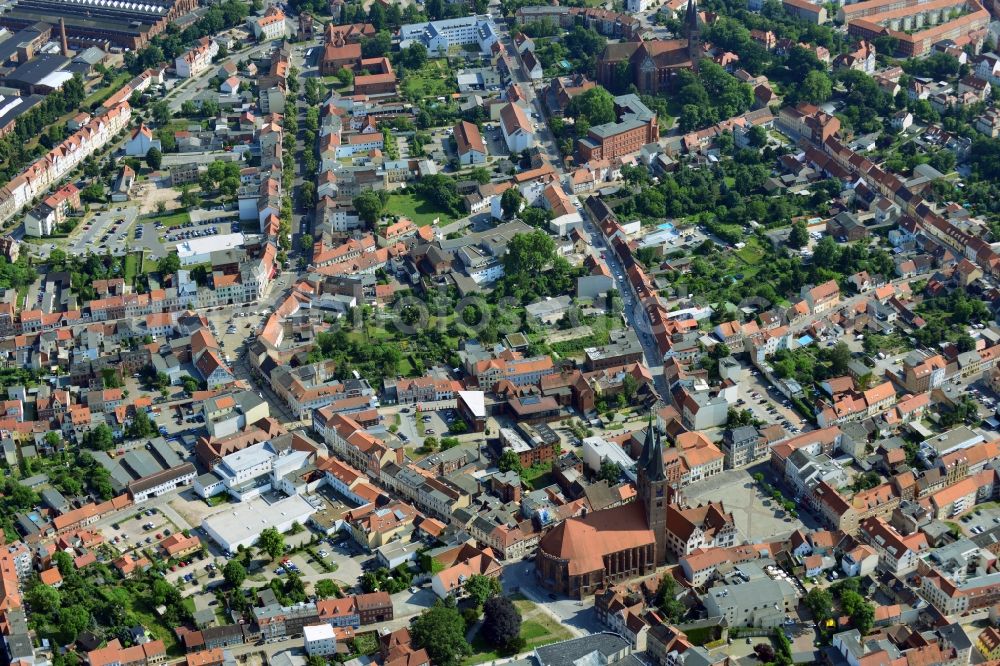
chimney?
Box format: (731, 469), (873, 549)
(59, 18), (69, 57)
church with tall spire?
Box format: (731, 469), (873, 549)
(535, 412), (685, 597)
(637, 413), (671, 566)
(595, 0), (703, 94)
(685, 0), (703, 69)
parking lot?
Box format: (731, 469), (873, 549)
(33, 203), (249, 265)
(161, 221), (235, 246)
(958, 503), (1000, 536)
(481, 121), (510, 159)
(204, 305), (271, 354)
(396, 404), (469, 448)
(54, 205), (141, 258)
(736, 369), (811, 436)
(103, 506), (180, 556)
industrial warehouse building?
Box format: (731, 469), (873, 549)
(201, 494), (318, 552)
(0, 0), (199, 50)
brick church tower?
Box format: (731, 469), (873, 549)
(637, 414), (670, 565)
(686, 0), (702, 71)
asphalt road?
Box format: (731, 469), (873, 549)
(496, 17), (671, 397)
(581, 215), (669, 395)
(499, 26), (563, 166)
(166, 40), (279, 113)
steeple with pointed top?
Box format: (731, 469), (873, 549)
(637, 411), (655, 470)
(637, 410), (669, 564)
(645, 429), (667, 483)
(686, 0), (702, 70)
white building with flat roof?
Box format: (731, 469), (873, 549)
(196, 440), (310, 501)
(303, 624), (337, 656)
(201, 494), (317, 552)
(581, 436), (637, 479)
(177, 232), (246, 266)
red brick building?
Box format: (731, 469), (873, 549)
(578, 94), (659, 161)
(318, 22), (374, 75)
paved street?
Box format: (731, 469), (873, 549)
(581, 216), (669, 395)
(166, 40), (279, 113)
(499, 27), (562, 166)
(489, 17), (673, 397)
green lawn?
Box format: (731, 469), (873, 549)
(385, 193), (456, 226)
(84, 72), (131, 109)
(124, 252), (139, 284)
(205, 494), (230, 507)
(735, 239), (767, 265)
(397, 357), (415, 377)
(463, 597), (574, 665)
(521, 463), (554, 490)
(148, 211), (191, 228)
(400, 61), (457, 99)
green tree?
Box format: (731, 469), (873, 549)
(566, 86), (616, 126)
(397, 42), (428, 71)
(501, 188), (523, 220)
(828, 341), (852, 376)
(464, 574), (501, 606)
(315, 579), (340, 599)
(82, 423), (115, 451)
(44, 431), (61, 449)
(411, 599), (471, 666)
(181, 376), (200, 394)
(300, 181), (316, 209)
(851, 600), (875, 634)
(798, 70), (833, 104)
(656, 574), (685, 623)
(145, 147), (162, 170)
(482, 596), (522, 651)
(157, 252), (180, 275)
(180, 189), (198, 208)
(223, 560), (246, 588)
(503, 230), (555, 276)
(361, 31), (392, 58)
(498, 449), (523, 474)
(361, 571), (380, 592)
(353, 190), (385, 224)
(59, 605), (91, 642)
(788, 221), (809, 249)
(805, 587), (833, 622)
(598, 460), (622, 484)
(28, 583), (60, 613)
(258, 527), (285, 559)
(336, 67), (354, 88)
(151, 101), (170, 125)
(80, 183), (105, 203)
(126, 409), (155, 439)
